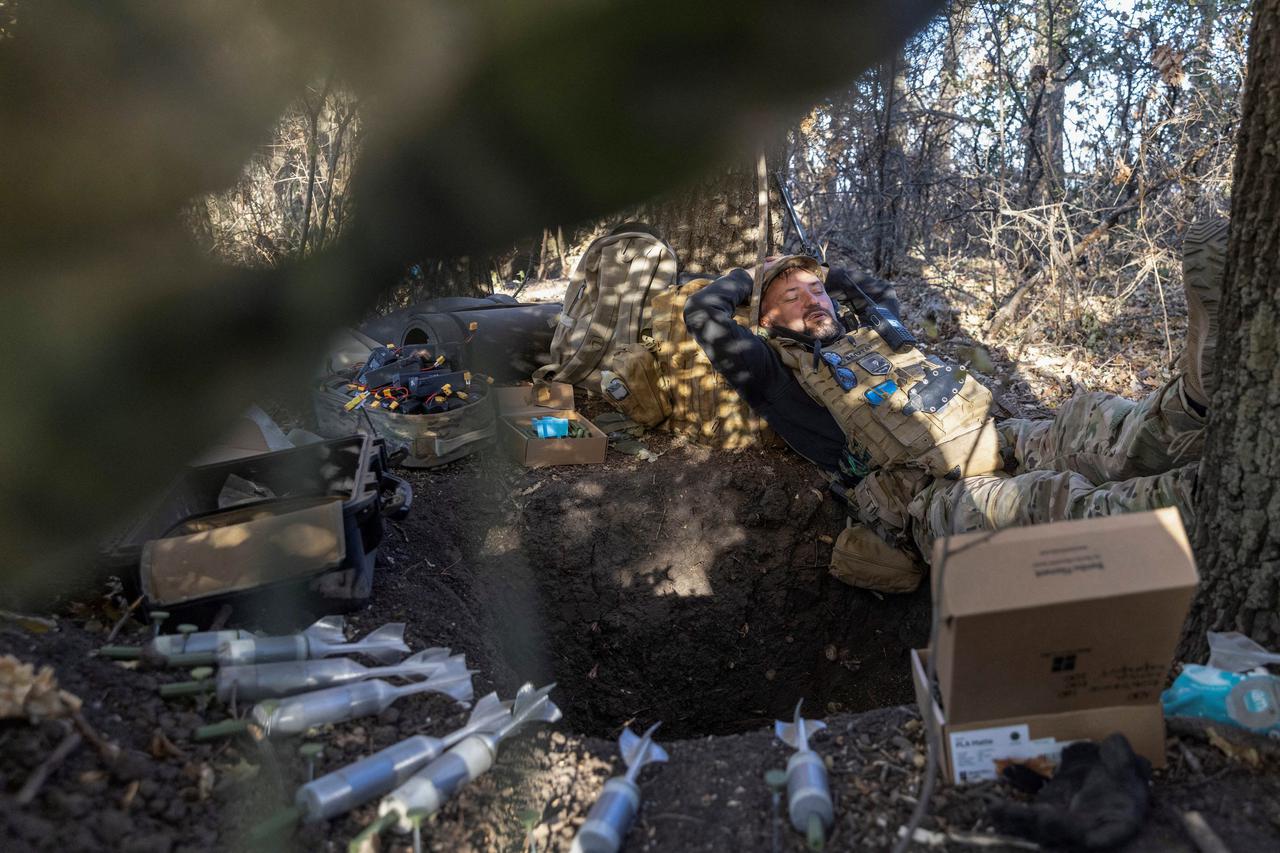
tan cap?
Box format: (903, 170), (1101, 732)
(759, 255), (827, 300)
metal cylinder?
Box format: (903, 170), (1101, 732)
(381, 736), (495, 832)
(219, 635), (308, 666)
(255, 681), (393, 736)
(785, 750), (833, 835)
(150, 630), (250, 658)
(217, 658), (360, 703)
(361, 295), (520, 344)
(571, 777), (640, 853)
(395, 303), (560, 383)
(296, 735), (442, 822)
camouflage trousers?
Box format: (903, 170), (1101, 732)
(848, 376), (1204, 563)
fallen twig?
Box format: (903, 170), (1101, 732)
(1177, 740), (1203, 776)
(16, 728), (82, 804)
(1181, 811), (1232, 853)
(150, 728), (187, 760)
(650, 813), (709, 826)
(104, 595), (144, 643)
(947, 829), (1040, 850)
(208, 604), (233, 632)
(120, 779), (141, 811)
(896, 825), (1038, 850)
(1168, 716), (1280, 765)
(72, 710), (120, 763)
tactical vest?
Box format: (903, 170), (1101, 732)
(769, 329), (1001, 479)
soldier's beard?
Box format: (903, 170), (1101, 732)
(804, 309), (841, 339)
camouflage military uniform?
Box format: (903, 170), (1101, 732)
(846, 375), (1204, 563)
(685, 251), (1216, 587)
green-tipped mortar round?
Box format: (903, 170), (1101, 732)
(160, 651), (217, 667)
(195, 718), (251, 741)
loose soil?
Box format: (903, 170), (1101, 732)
(365, 428), (930, 739)
(5, 433), (1280, 852)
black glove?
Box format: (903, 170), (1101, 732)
(990, 733), (1152, 850)
(825, 267), (903, 322)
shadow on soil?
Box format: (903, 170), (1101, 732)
(357, 436), (930, 741)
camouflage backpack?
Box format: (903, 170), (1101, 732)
(534, 224), (678, 394)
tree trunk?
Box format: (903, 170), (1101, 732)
(1184, 0), (1221, 209)
(933, 6), (963, 173)
(1181, 0), (1280, 661)
(872, 50), (908, 277)
(317, 95), (358, 248)
(297, 76), (333, 257)
(556, 226), (568, 277)
(631, 155), (784, 275)
(536, 227), (549, 281)
(1023, 0), (1072, 206)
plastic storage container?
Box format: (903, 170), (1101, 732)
(312, 378), (496, 468)
(101, 435), (410, 616)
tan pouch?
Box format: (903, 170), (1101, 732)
(600, 343), (672, 427)
(829, 520), (923, 593)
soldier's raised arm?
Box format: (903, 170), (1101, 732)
(683, 268), (786, 408)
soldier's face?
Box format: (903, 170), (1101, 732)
(761, 269), (840, 338)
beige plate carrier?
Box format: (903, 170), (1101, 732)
(769, 329), (1001, 479)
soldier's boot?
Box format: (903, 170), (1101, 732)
(1179, 214), (1229, 409)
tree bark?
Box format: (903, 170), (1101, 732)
(536, 228), (549, 281)
(1181, 0), (1280, 661)
(556, 226), (568, 277)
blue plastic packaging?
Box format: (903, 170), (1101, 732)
(1161, 664), (1280, 735)
(532, 416), (570, 438)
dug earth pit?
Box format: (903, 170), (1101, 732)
(355, 436), (931, 739)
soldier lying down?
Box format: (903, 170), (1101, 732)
(683, 219), (1225, 592)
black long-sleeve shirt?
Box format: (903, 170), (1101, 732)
(682, 267), (900, 472)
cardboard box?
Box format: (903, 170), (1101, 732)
(915, 508), (1199, 784)
(494, 383), (607, 467)
(912, 648), (1168, 784)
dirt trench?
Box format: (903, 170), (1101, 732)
(8, 438), (1280, 852)
(356, 436), (931, 740)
